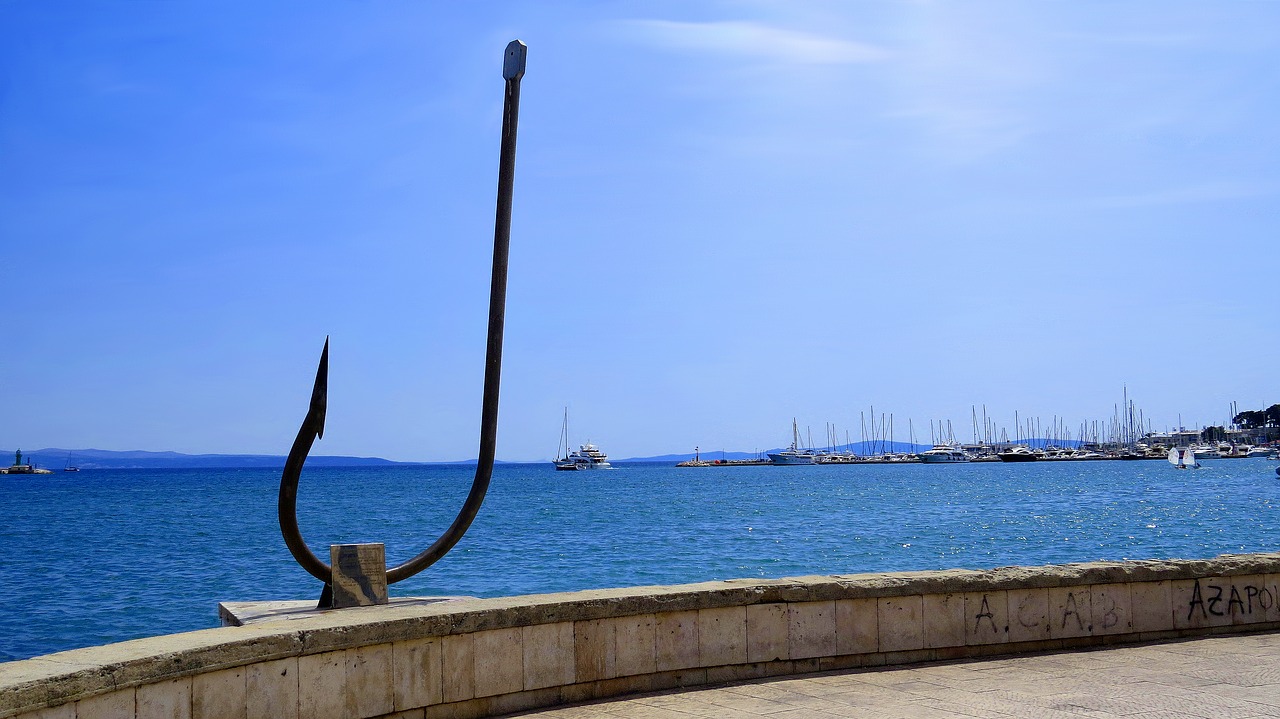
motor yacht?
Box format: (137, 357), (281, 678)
(557, 442), (612, 470)
(996, 446), (1039, 462)
(768, 419), (818, 465)
(917, 445), (970, 463)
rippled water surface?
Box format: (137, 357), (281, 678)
(2, 459), (1278, 661)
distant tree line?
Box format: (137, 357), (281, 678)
(1211, 404), (1280, 444)
(1232, 404), (1280, 429)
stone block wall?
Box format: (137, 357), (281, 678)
(3, 554), (1278, 719)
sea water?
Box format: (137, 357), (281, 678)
(2, 459), (1278, 661)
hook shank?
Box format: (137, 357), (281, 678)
(386, 39), (525, 582)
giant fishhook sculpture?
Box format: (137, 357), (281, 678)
(278, 40), (526, 608)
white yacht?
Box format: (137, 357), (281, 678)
(996, 446), (1040, 462)
(768, 419), (817, 465)
(917, 445), (970, 463)
(561, 442), (612, 470)
(1192, 445), (1222, 460)
(768, 447), (817, 465)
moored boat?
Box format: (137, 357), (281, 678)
(1192, 445), (1222, 461)
(768, 419), (817, 465)
(917, 445), (970, 463)
(996, 446), (1039, 462)
(768, 447), (817, 465)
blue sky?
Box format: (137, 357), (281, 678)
(2, 1), (1276, 462)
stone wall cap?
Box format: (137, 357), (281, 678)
(4, 552), (1280, 717)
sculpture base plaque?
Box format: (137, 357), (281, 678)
(330, 543), (389, 608)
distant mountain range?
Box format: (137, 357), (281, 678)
(5, 448), (414, 470)
(7, 440), (1067, 469)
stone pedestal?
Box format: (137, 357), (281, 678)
(330, 543), (389, 608)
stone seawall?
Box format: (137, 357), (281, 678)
(3, 553), (1279, 719)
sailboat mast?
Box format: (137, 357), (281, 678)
(557, 407), (571, 460)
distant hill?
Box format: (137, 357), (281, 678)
(6, 448), (413, 470)
(619, 439), (1090, 462)
(621, 451), (767, 463)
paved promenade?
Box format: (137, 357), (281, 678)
(503, 631), (1280, 718)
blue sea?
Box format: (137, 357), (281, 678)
(2, 459), (1278, 662)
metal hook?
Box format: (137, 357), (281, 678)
(277, 40), (527, 602)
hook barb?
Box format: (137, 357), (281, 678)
(277, 337), (334, 584)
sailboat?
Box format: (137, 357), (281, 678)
(64, 452), (80, 472)
(553, 409), (577, 471)
(1168, 446), (1199, 470)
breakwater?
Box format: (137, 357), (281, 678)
(3, 553), (1279, 719)
(676, 453), (1168, 466)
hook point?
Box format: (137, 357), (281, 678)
(311, 337), (329, 439)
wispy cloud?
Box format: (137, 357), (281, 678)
(1090, 181), (1278, 208)
(852, 2), (1052, 165)
(1053, 31), (1201, 48)
(619, 19), (888, 65)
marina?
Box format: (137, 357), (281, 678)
(678, 445), (1278, 466)
(678, 397), (1280, 466)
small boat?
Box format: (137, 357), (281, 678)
(64, 452), (80, 472)
(996, 446), (1039, 462)
(1168, 446), (1199, 469)
(917, 445), (970, 463)
(768, 419), (817, 465)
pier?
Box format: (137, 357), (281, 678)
(675, 450), (1218, 467)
